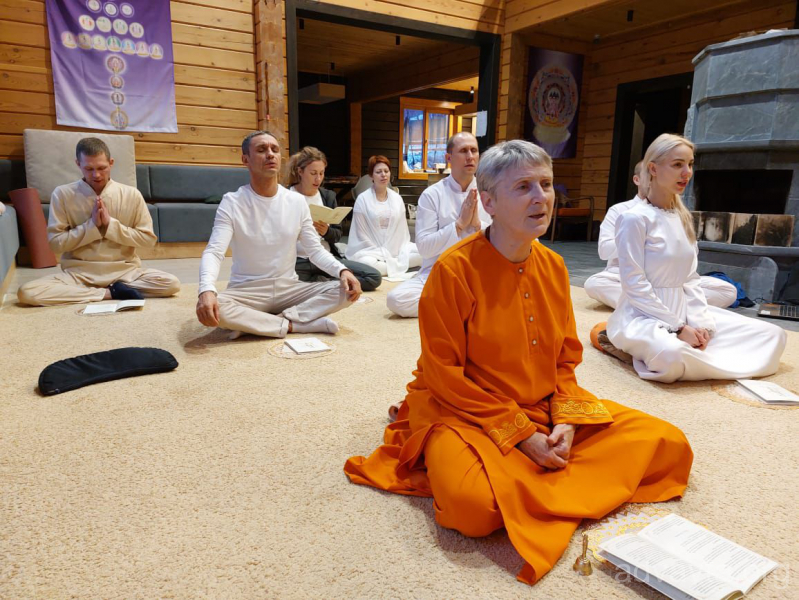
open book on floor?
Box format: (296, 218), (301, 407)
(309, 204), (351, 225)
(82, 299), (145, 315)
(736, 379), (799, 406)
(598, 514), (778, 600)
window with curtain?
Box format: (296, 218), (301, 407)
(400, 99), (455, 179)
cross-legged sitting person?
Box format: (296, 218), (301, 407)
(345, 140), (694, 585)
(606, 134), (786, 382)
(195, 131), (361, 339)
(18, 137), (180, 306)
(287, 146), (382, 291)
(584, 160), (736, 309)
(346, 155), (421, 279)
(386, 131), (490, 317)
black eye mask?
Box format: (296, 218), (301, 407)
(38, 347), (178, 396)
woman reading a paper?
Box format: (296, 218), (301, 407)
(606, 133), (786, 382)
(288, 147), (382, 291)
(345, 155), (421, 279)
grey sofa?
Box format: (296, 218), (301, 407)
(1, 159), (250, 250)
(0, 205), (19, 289)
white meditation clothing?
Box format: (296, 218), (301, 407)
(199, 184), (350, 338)
(199, 184), (345, 296)
(585, 195), (737, 309)
(386, 175), (491, 317)
(346, 187), (420, 278)
(606, 201), (786, 382)
(290, 185), (330, 257)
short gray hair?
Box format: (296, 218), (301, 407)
(476, 140), (552, 196)
(241, 130), (275, 155)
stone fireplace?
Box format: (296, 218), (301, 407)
(682, 30), (799, 301)
(684, 29), (799, 247)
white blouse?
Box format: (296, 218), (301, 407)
(606, 200), (786, 382)
(346, 187), (418, 277)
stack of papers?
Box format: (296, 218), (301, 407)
(736, 379), (799, 406)
(283, 337), (331, 354)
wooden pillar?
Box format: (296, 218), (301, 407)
(254, 0), (288, 153)
(350, 102), (362, 176)
(505, 33), (527, 140)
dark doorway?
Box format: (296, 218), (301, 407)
(286, 0), (500, 155)
(607, 73), (693, 207)
(297, 71), (350, 177)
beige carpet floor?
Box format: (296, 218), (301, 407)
(1, 282), (797, 599)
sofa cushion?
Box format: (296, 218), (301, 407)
(155, 203), (217, 243)
(23, 129), (136, 203)
(148, 165), (248, 201)
(136, 164), (151, 200)
(0, 160), (27, 202)
(0, 206), (19, 282)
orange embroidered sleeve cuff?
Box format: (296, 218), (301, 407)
(488, 412), (536, 455)
(550, 397), (614, 426)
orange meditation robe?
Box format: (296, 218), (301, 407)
(345, 231), (693, 585)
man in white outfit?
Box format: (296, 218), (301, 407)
(195, 131), (361, 338)
(387, 132), (491, 317)
(584, 161), (737, 309)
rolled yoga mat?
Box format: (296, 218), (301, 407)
(8, 187), (57, 268)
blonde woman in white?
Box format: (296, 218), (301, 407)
(346, 155), (421, 279)
(606, 133), (786, 382)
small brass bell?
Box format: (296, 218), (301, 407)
(572, 533), (593, 576)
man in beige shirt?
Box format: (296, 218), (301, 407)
(18, 138), (180, 306)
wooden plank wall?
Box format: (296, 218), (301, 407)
(315, 0), (504, 34)
(504, 0), (616, 34)
(0, 0), (257, 165)
(579, 0), (796, 217)
(362, 98), (400, 177)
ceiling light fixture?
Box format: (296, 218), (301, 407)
(470, 86), (474, 95)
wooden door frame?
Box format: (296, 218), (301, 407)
(285, 0), (501, 154)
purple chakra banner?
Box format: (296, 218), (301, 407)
(524, 47), (584, 159)
(46, 0), (177, 132)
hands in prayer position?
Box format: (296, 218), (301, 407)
(340, 269), (362, 302)
(677, 325), (710, 350)
(92, 196), (110, 230)
(313, 220), (329, 236)
(196, 290), (220, 327)
(455, 189), (480, 234)
(517, 424), (577, 470)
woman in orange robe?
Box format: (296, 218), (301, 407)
(344, 140), (693, 585)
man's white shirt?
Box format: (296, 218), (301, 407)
(415, 175), (491, 277)
(199, 184), (345, 295)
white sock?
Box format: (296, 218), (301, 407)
(290, 317), (339, 335)
(229, 330), (244, 340)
